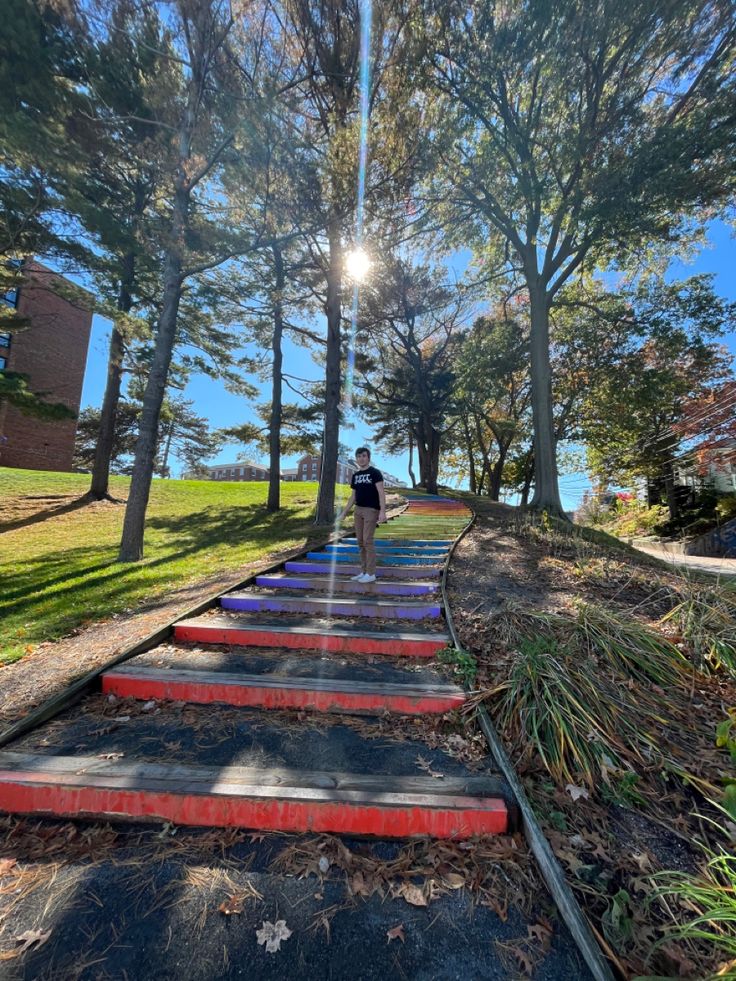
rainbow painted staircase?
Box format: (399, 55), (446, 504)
(0, 494), (511, 838)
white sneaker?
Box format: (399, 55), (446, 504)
(350, 573), (365, 581)
(359, 574), (376, 583)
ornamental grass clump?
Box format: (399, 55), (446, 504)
(575, 601), (689, 686)
(661, 586), (736, 679)
(648, 850), (736, 967)
(485, 606), (692, 791)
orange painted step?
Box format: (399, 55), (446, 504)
(101, 665), (467, 715)
(174, 616), (451, 658)
(0, 752), (509, 838)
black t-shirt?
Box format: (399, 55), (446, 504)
(351, 466), (384, 509)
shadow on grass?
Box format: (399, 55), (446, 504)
(0, 495), (98, 534)
(3, 506), (325, 618)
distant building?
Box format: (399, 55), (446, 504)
(205, 461), (270, 481)
(282, 453), (406, 487)
(0, 259), (93, 472)
(282, 453), (356, 484)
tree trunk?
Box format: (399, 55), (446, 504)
(407, 430), (417, 488)
(663, 461), (680, 522)
(267, 244), (285, 512)
(527, 281), (565, 516)
(520, 448), (534, 506)
(415, 417), (440, 495)
(88, 251), (134, 500)
(159, 422), (174, 478)
(119, 153), (193, 559)
(462, 418), (476, 495)
(315, 217), (342, 524)
(488, 443), (509, 501)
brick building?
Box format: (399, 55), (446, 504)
(282, 453), (406, 487)
(206, 461), (270, 481)
(282, 453), (357, 484)
(0, 260), (93, 472)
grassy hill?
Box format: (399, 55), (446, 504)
(0, 468), (350, 665)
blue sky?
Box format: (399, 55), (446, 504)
(79, 220), (735, 508)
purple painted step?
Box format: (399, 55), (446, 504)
(255, 574), (439, 596)
(284, 561), (442, 580)
(220, 592), (441, 620)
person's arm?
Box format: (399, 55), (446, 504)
(376, 481), (387, 523)
(338, 490), (355, 521)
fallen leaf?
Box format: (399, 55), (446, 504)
(318, 856), (330, 874)
(97, 752), (124, 761)
(565, 783), (589, 802)
(257, 919), (292, 953)
(142, 700), (157, 712)
(113, 715), (131, 723)
(399, 883), (427, 907)
(527, 922), (552, 946)
(219, 895), (245, 916)
(0, 859), (17, 876)
(386, 924), (405, 944)
(631, 851), (653, 873)
(509, 943), (534, 976)
(416, 754), (444, 779)
(350, 871), (372, 897)
(442, 873), (465, 890)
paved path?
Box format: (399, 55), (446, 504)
(634, 543), (736, 578)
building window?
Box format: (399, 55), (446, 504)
(0, 356), (5, 370)
(0, 332), (9, 347)
(1, 289), (18, 309)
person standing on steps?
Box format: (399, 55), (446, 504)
(337, 447), (386, 584)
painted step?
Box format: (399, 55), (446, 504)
(220, 592), (441, 619)
(325, 544), (448, 556)
(255, 573), (439, 595)
(306, 552), (442, 566)
(174, 615), (450, 657)
(344, 538), (453, 546)
(102, 665), (465, 714)
(284, 561), (441, 580)
(0, 752), (508, 838)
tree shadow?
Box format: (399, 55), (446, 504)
(0, 495), (118, 534)
(4, 506), (324, 617)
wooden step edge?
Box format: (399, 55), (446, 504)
(0, 754), (508, 838)
(101, 667), (466, 715)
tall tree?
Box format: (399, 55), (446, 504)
(424, 0), (736, 515)
(357, 258), (466, 494)
(580, 276), (736, 520)
(118, 0), (246, 561)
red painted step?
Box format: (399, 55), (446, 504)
(0, 752), (507, 838)
(174, 616), (450, 658)
(101, 665), (467, 714)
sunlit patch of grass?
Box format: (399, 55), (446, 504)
(0, 469), (352, 664)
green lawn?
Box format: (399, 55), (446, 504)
(0, 468), (350, 665)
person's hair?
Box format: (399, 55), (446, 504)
(355, 446), (371, 458)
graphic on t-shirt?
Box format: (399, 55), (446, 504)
(351, 467), (383, 509)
